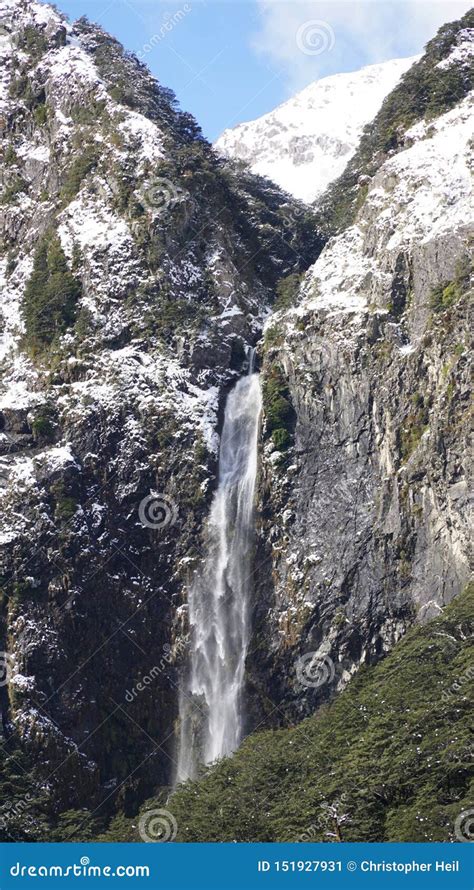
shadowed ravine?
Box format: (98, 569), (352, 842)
(176, 352), (262, 782)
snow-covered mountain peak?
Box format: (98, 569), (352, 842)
(215, 56), (420, 204)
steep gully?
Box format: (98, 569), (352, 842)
(176, 349), (262, 782)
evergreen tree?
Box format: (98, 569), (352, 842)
(23, 234), (82, 355)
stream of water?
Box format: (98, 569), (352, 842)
(176, 352), (262, 782)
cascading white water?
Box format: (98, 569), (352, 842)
(176, 352), (262, 782)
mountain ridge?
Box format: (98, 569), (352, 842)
(214, 56), (419, 204)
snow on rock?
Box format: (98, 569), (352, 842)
(295, 93), (473, 318)
(0, 0), (64, 28)
(10, 673), (36, 692)
(380, 95), (474, 249)
(58, 189), (134, 256)
(35, 443), (80, 472)
(17, 142), (50, 163)
(0, 30), (15, 112)
(297, 226), (376, 317)
(8, 454), (35, 489)
(0, 256), (33, 362)
(215, 57), (419, 204)
(0, 369), (42, 410)
(436, 27), (474, 69)
(0, 0), (67, 115)
(118, 110), (164, 164)
(57, 188), (140, 321)
(56, 345), (221, 456)
(39, 44), (103, 89)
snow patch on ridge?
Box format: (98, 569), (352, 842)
(370, 94), (473, 250)
(0, 0), (64, 28)
(57, 189), (140, 320)
(40, 44), (103, 88)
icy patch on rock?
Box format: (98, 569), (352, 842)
(59, 191), (133, 255)
(381, 95), (473, 250)
(0, 0), (64, 29)
(0, 370), (42, 410)
(297, 227), (375, 315)
(36, 444), (80, 472)
(0, 256), (34, 361)
(55, 345), (221, 457)
(58, 189), (139, 322)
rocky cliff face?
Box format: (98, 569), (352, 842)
(251, 22), (473, 722)
(0, 0), (472, 840)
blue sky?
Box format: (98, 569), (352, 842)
(56, 1), (472, 141)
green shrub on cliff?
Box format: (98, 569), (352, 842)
(22, 234), (82, 356)
(430, 254), (473, 313)
(0, 749), (50, 841)
(50, 810), (102, 842)
(31, 404), (57, 443)
(262, 363), (295, 452)
(4, 144), (18, 167)
(274, 272), (302, 311)
(1, 175), (28, 204)
(61, 143), (101, 202)
(17, 25), (48, 60)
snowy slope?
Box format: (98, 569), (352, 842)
(215, 57), (419, 204)
(295, 93), (474, 321)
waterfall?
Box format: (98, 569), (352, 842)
(176, 351), (262, 782)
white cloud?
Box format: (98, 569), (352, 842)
(252, 0), (473, 92)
